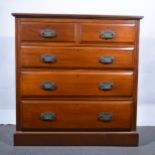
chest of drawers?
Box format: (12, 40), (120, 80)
(12, 13), (143, 146)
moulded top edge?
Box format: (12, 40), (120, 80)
(12, 13), (143, 20)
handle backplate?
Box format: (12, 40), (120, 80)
(41, 81), (56, 90)
(99, 82), (114, 90)
(40, 29), (57, 38)
(40, 112), (56, 121)
(98, 112), (113, 122)
(99, 56), (114, 64)
(41, 54), (57, 63)
(100, 30), (116, 39)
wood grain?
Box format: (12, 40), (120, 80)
(21, 46), (134, 69)
(21, 100), (133, 130)
(14, 131), (138, 146)
(21, 70), (133, 97)
(21, 22), (76, 42)
(12, 13), (142, 146)
(80, 23), (136, 43)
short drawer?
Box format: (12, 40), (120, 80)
(20, 22), (75, 42)
(21, 100), (133, 131)
(21, 70), (133, 97)
(80, 23), (136, 43)
(21, 46), (134, 69)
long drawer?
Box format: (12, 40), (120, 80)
(21, 46), (134, 69)
(21, 100), (133, 131)
(21, 70), (133, 97)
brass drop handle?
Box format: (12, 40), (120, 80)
(41, 54), (57, 63)
(40, 112), (56, 121)
(99, 82), (114, 90)
(41, 81), (56, 90)
(100, 30), (116, 39)
(99, 56), (114, 64)
(40, 29), (57, 38)
(98, 112), (113, 121)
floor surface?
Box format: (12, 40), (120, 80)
(0, 125), (155, 155)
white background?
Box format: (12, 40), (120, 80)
(0, 0), (155, 125)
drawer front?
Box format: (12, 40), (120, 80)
(21, 46), (134, 69)
(21, 100), (132, 131)
(21, 22), (75, 42)
(21, 71), (133, 97)
(80, 23), (136, 43)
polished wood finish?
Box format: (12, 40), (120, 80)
(14, 131), (139, 146)
(21, 23), (76, 42)
(12, 13), (143, 20)
(21, 46), (134, 69)
(80, 23), (136, 43)
(21, 100), (133, 130)
(13, 13), (142, 146)
(21, 70), (133, 97)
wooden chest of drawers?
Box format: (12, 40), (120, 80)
(12, 13), (143, 146)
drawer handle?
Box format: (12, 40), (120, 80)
(98, 112), (113, 122)
(41, 54), (57, 63)
(41, 81), (56, 90)
(100, 30), (116, 39)
(99, 56), (114, 64)
(40, 29), (57, 38)
(99, 82), (114, 90)
(40, 112), (56, 121)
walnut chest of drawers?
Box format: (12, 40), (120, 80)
(12, 13), (143, 146)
